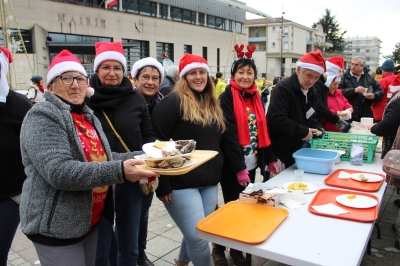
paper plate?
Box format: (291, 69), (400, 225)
(336, 194), (378, 209)
(350, 173), (384, 183)
(142, 142), (192, 159)
(282, 182), (317, 194)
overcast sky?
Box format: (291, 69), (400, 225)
(242, 0), (400, 64)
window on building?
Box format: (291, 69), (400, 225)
(284, 26), (289, 36)
(0, 28), (33, 53)
(203, 47), (207, 61)
(170, 6), (195, 24)
(122, 0), (157, 16)
(283, 43), (288, 50)
(228, 20), (232, 31)
(159, 4), (167, 19)
(184, 45), (192, 54)
(121, 39), (150, 72)
(366, 57), (371, 61)
(255, 28), (259, 37)
(356, 48), (360, 53)
(207, 15), (225, 30)
(272, 27), (276, 32)
(272, 42), (276, 47)
(198, 13), (205, 26)
(235, 22), (242, 33)
(156, 42), (173, 63)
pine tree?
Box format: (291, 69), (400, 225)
(384, 42), (400, 65)
(312, 9), (347, 53)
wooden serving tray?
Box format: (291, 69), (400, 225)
(324, 169), (384, 192)
(197, 201), (289, 245)
(136, 150), (218, 176)
(308, 188), (379, 222)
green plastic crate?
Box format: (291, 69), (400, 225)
(310, 132), (378, 163)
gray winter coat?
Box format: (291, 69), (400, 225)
(20, 91), (139, 239)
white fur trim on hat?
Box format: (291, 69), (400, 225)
(324, 61), (342, 87)
(94, 51), (127, 72)
(130, 57), (164, 82)
(47, 61), (87, 84)
(296, 61), (325, 74)
(179, 62), (211, 78)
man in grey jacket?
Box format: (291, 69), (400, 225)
(339, 56), (383, 122)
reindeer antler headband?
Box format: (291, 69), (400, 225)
(231, 44), (257, 77)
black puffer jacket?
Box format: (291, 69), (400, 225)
(339, 68), (383, 120)
(267, 72), (321, 167)
(0, 90), (32, 199)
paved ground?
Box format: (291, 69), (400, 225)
(8, 171), (400, 266)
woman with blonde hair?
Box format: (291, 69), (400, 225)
(151, 53), (225, 266)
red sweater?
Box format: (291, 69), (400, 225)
(372, 72), (396, 121)
(322, 89), (352, 132)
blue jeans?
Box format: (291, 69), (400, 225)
(0, 198), (20, 266)
(164, 185), (218, 266)
(95, 216), (117, 266)
(114, 181), (153, 266)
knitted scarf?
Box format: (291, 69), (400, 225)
(89, 75), (134, 110)
(229, 80), (271, 148)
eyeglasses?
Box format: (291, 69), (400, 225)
(99, 65), (124, 74)
(57, 75), (88, 85)
(187, 70), (208, 77)
(139, 75), (160, 83)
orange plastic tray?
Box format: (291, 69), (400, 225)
(324, 169), (384, 192)
(196, 201), (289, 245)
(308, 188), (379, 222)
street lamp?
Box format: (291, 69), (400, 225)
(280, 11), (285, 78)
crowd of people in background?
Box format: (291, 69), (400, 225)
(2, 40), (400, 266)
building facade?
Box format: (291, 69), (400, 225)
(1, 0), (270, 89)
(342, 36), (382, 71)
(246, 18), (332, 81)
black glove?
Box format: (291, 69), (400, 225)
(312, 127), (325, 139)
(335, 116), (349, 129)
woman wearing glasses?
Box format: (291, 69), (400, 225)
(151, 54), (225, 266)
(19, 50), (159, 266)
(87, 42), (156, 266)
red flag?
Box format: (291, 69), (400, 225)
(105, 0), (117, 8)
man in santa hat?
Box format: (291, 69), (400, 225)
(314, 56), (349, 129)
(267, 50), (325, 168)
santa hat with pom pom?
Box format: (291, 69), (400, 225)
(0, 46), (13, 107)
(47, 50), (87, 84)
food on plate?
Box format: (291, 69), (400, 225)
(287, 182), (308, 191)
(154, 139), (168, 149)
(161, 146), (180, 157)
(174, 139), (196, 154)
(145, 157), (187, 169)
(347, 194), (356, 199)
(359, 174), (369, 182)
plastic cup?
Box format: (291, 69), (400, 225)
(294, 169), (304, 181)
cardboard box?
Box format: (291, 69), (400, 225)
(239, 192), (281, 206)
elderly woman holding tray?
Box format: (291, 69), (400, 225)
(19, 50), (159, 266)
(151, 53), (225, 266)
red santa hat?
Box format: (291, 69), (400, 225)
(130, 57), (164, 82)
(389, 73), (400, 93)
(94, 41), (127, 71)
(325, 56), (344, 87)
(296, 50), (326, 74)
(47, 50), (87, 84)
(179, 53), (210, 78)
